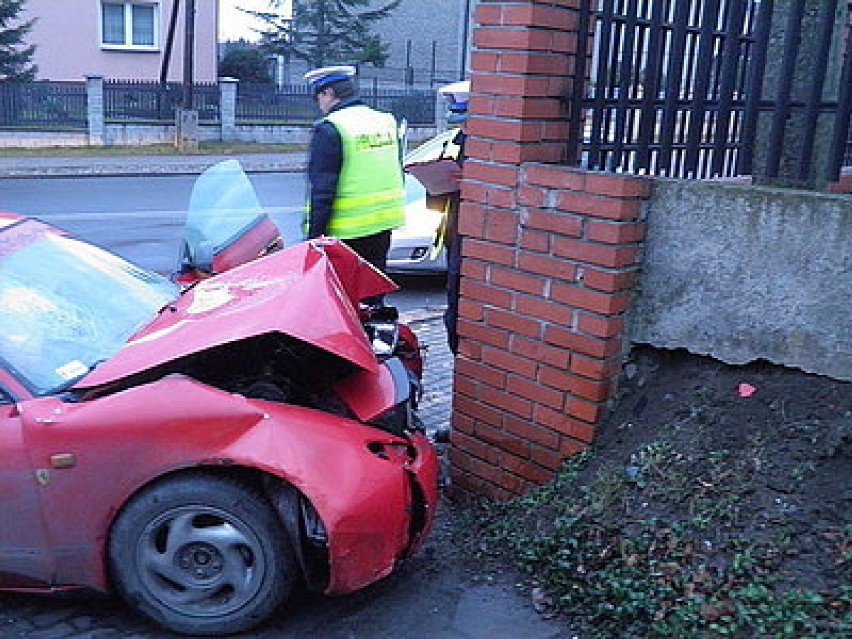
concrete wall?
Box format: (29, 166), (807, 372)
(632, 179), (852, 381)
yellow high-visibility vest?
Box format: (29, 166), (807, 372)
(315, 105), (405, 239)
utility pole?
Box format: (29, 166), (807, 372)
(176, 0), (198, 151)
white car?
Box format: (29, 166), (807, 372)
(387, 129), (459, 274)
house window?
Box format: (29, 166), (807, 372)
(101, 2), (159, 49)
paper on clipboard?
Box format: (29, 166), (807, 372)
(404, 158), (462, 196)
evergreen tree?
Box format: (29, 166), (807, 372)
(219, 47), (273, 84)
(0, 0), (36, 82)
(251, 0), (401, 68)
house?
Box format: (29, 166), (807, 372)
(20, 0), (219, 82)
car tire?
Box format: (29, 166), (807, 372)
(109, 473), (296, 636)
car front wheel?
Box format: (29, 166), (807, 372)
(109, 473), (296, 636)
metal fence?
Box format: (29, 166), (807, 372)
(570, 0), (852, 181)
(237, 82), (436, 126)
(104, 80), (220, 122)
(0, 81), (87, 129)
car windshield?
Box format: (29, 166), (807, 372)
(183, 159), (268, 266)
(0, 230), (178, 395)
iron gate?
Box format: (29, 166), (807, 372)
(568, 0), (852, 182)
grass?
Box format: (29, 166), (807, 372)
(470, 442), (851, 639)
(0, 141), (307, 158)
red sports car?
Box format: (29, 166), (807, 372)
(0, 164), (438, 635)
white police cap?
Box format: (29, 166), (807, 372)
(304, 65), (356, 93)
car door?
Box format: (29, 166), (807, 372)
(0, 389), (53, 588)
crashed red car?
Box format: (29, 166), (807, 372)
(0, 190), (438, 634)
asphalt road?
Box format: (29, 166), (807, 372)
(1, 172), (448, 314)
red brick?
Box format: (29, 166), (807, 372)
(457, 318), (511, 349)
(509, 334), (572, 369)
(455, 393), (504, 429)
(460, 179), (490, 204)
(494, 94), (565, 118)
(567, 396), (604, 423)
(514, 295), (574, 326)
(485, 307), (543, 339)
(485, 208), (520, 244)
(472, 71), (553, 97)
(517, 252), (576, 280)
(451, 430), (502, 464)
(576, 312), (626, 338)
(489, 266), (547, 296)
(474, 27), (565, 54)
(537, 368), (611, 402)
(468, 117), (545, 144)
(453, 372), (481, 399)
(552, 237), (639, 268)
(475, 422), (531, 458)
(458, 338), (482, 361)
(570, 354), (623, 380)
(556, 191), (643, 222)
(543, 325), (623, 358)
(550, 283), (631, 315)
(463, 160), (519, 188)
(451, 411), (475, 435)
(458, 201), (486, 237)
(529, 444), (565, 472)
(474, 4), (502, 25)
(458, 298), (484, 322)
(534, 406), (597, 443)
(519, 228), (551, 252)
(560, 437), (591, 458)
(464, 239), (517, 266)
(504, 415), (561, 450)
(449, 447), (517, 493)
(486, 186), (517, 209)
(470, 50), (499, 73)
(523, 164), (586, 190)
(581, 267), (638, 292)
(482, 345), (539, 378)
(460, 278), (514, 309)
(506, 374), (565, 410)
(502, 452), (553, 485)
(518, 186), (548, 207)
(456, 357), (508, 390)
(522, 208), (583, 236)
(585, 171), (652, 198)
(460, 258), (487, 281)
(585, 219), (647, 244)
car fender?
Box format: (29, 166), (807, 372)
(19, 376), (427, 593)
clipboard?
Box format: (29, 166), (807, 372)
(404, 158), (462, 196)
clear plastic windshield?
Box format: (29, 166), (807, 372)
(183, 160), (269, 269)
(0, 232), (178, 395)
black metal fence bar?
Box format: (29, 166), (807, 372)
(104, 80), (219, 122)
(798, 0), (838, 179)
(235, 82), (435, 126)
(0, 81), (87, 129)
(577, 0), (851, 181)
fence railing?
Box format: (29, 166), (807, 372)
(237, 82), (436, 126)
(0, 81), (87, 129)
(104, 80), (220, 122)
(571, 0), (852, 182)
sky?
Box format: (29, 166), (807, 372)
(219, 0), (292, 42)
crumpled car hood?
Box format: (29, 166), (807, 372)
(76, 240), (398, 388)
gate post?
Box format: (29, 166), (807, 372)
(85, 75), (105, 146)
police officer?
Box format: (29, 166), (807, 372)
(304, 65), (405, 275)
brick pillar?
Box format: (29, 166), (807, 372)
(448, 0), (651, 501)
